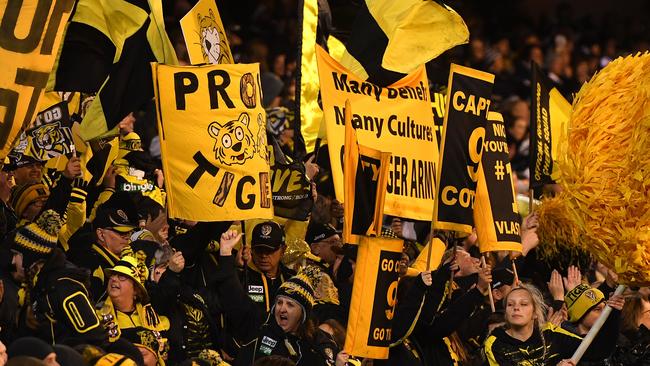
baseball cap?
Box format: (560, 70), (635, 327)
(93, 207), (137, 232)
(305, 221), (338, 244)
(492, 267), (515, 289)
(251, 221), (285, 251)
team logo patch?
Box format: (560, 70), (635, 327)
(261, 224), (272, 236)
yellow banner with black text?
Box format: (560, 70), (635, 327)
(0, 0), (75, 160)
(433, 64), (495, 234)
(345, 236), (403, 359)
(152, 62), (273, 221)
(316, 46), (438, 221)
(474, 111), (522, 253)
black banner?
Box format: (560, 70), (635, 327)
(367, 248), (401, 347)
(269, 134), (313, 220)
(433, 64), (495, 234)
(26, 102), (74, 160)
(530, 62), (553, 189)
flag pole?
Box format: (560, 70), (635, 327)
(241, 220), (248, 288)
(481, 255), (495, 312)
(571, 285), (626, 364)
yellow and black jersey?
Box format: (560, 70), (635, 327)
(484, 319), (620, 366)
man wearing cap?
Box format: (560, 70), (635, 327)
(12, 210), (106, 345)
(70, 205), (137, 302)
(244, 221), (296, 316)
(11, 155), (43, 186)
(305, 222), (343, 269)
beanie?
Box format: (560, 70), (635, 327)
(53, 344), (88, 366)
(8, 337), (54, 360)
(305, 222), (338, 244)
(275, 273), (315, 322)
(10, 183), (49, 218)
(13, 210), (63, 269)
(94, 353), (138, 366)
(565, 284), (605, 323)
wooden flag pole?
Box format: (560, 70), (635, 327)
(571, 284), (625, 364)
(481, 256), (495, 312)
(241, 220), (248, 288)
(512, 260), (520, 286)
(448, 234), (457, 300)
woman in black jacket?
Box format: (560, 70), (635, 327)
(608, 293), (650, 365)
(216, 230), (341, 366)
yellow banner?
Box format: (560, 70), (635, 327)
(152, 62), (273, 221)
(180, 0), (233, 65)
(474, 112), (522, 253)
(317, 46), (438, 221)
(345, 236), (402, 359)
(0, 0), (75, 160)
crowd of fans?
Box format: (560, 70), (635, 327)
(0, 1), (649, 366)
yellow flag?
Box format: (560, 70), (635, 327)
(316, 46), (438, 221)
(343, 100), (391, 244)
(297, 0), (321, 153)
(152, 62), (273, 221)
(0, 0), (75, 160)
(180, 0), (233, 65)
(345, 236), (403, 359)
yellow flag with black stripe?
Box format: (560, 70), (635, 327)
(345, 236), (403, 359)
(474, 111), (522, 253)
(152, 62), (273, 221)
(180, 0), (233, 65)
(530, 63), (572, 189)
(340, 0), (468, 86)
(49, 0), (178, 142)
(0, 0), (75, 160)
(343, 100), (390, 245)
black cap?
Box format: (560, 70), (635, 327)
(305, 221), (338, 244)
(92, 207), (137, 232)
(492, 267), (515, 289)
(14, 154), (43, 168)
(251, 221), (285, 251)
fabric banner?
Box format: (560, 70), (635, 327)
(474, 112), (522, 253)
(530, 63), (572, 189)
(343, 101), (390, 244)
(345, 236), (402, 359)
(433, 64), (495, 234)
(180, 0), (233, 65)
(317, 45), (438, 221)
(269, 134), (313, 221)
(339, 0), (468, 86)
(49, 0), (178, 141)
(0, 0), (75, 160)
(431, 91), (446, 150)
(152, 62), (273, 221)
(297, 0), (322, 154)
(21, 102), (75, 161)
(82, 135), (119, 185)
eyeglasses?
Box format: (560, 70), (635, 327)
(110, 273), (129, 281)
(107, 228), (133, 240)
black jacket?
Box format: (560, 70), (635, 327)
(379, 266), (485, 366)
(484, 311), (621, 366)
(149, 269), (223, 364)
(68, 241), (120, 302)
(28, 249), (107, 345)
(608, 325), (650, 366)
(215, 254), (336, 366)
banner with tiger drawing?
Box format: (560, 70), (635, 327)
(152, 62), (273, 221)
(180, 0), (233, 65)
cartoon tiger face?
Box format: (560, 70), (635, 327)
(208, 113), (256, 166)
(32, 123), (65, 152)
(198, 9), (231, 64)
